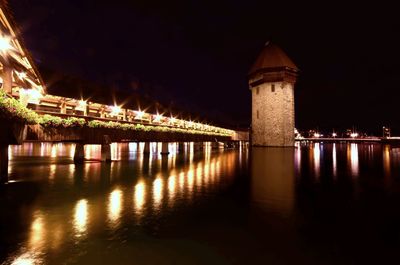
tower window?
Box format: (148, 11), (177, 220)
(271, 84), (275, 92)
(256, 87), (259, 95)
(257, 110), (259, 119)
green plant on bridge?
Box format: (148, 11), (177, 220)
(85, 118), (231, 136)
(39, 115), (86, 128)
(39, 114), (63, 127)
(61, 117), (86, 127)
(0, 90), (39, 124)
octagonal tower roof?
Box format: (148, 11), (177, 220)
(249, 41), (298, 76)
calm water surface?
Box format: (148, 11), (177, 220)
(1, 142), (400, 264)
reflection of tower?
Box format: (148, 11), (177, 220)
(248, 42), (299, 147)
(251, 148), (295, 216)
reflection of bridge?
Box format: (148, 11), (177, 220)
(0, 4), (248, 183)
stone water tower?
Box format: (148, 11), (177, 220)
(248, 42), (299, 147)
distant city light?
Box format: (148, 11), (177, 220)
(350, 132), (358, 138)
(169, 117), (176, 123)
(332, 132), (337, 137)
(313, 133), (321, 138)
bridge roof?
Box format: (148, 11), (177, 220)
(248, 42), (298, 76)
(0, 0), (46, 92)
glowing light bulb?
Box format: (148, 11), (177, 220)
(0, 35), (12, 52)
(110, 105), (122, 116)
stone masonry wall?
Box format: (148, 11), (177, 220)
(251, 81), (294, 147)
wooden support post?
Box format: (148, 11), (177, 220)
(143, 142), (150, 154)
(160, 142), (169, 155)
(2, 65), (12, 93)
(74, 143), (85, 163)
(60, 101), (67, 114)
(0, 145), (9, 183)
(84, 105), (89, 116)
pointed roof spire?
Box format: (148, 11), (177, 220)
(249, 42), (298, 76)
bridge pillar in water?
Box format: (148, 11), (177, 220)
(177, 142), (185, 153)
(248, 42), (299, 147)
(160, 142), (169, 155)
(193, 142), (202, 152)
(101, 144), (111, 162)
(101, 135), (112, 162)
(74, 143), (85, 163)
(143, 142), (150, 154)
(0, 145), (9, 183)
(211, 142), (219, 149)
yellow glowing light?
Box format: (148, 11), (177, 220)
(50, 144), (57, 158)
(313, 143), (321, 177)
(11, 253), (37, 265)
(74, 199), (88, 235)
(16, 71), (27, 80)
(135, 110), (145, 119)
(108, 189), (122, 223)
(19, 89), (42, 105)
(349, 143), (359, 176)
(153, 114), (163, 122)
(196, 165), (203, 182)
(75, 100), (87, 111)
(168, 175), (176, 194)
(332, 143), (337, 177)
(187, 169), (194, 190)
(332, 132), (337, 137)
(134, 181), (145, 211)
(179, 172), (185, 191)
(0, 35), (12, 52)
(29, 214), (44, 249)
(313, 133), (320, 138)
(350, 132), (358, 138)
(153, 178), (163, 206)
(110, 105), (122, 116)
(169, 117), (176, 123)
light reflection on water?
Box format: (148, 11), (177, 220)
(4, 142), (243, 264)
(74, 199), (88, 237)
(108, 189), (123, 227)
(4, 142), (400, 264)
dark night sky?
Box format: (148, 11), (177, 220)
(8, 0), (400, 134)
